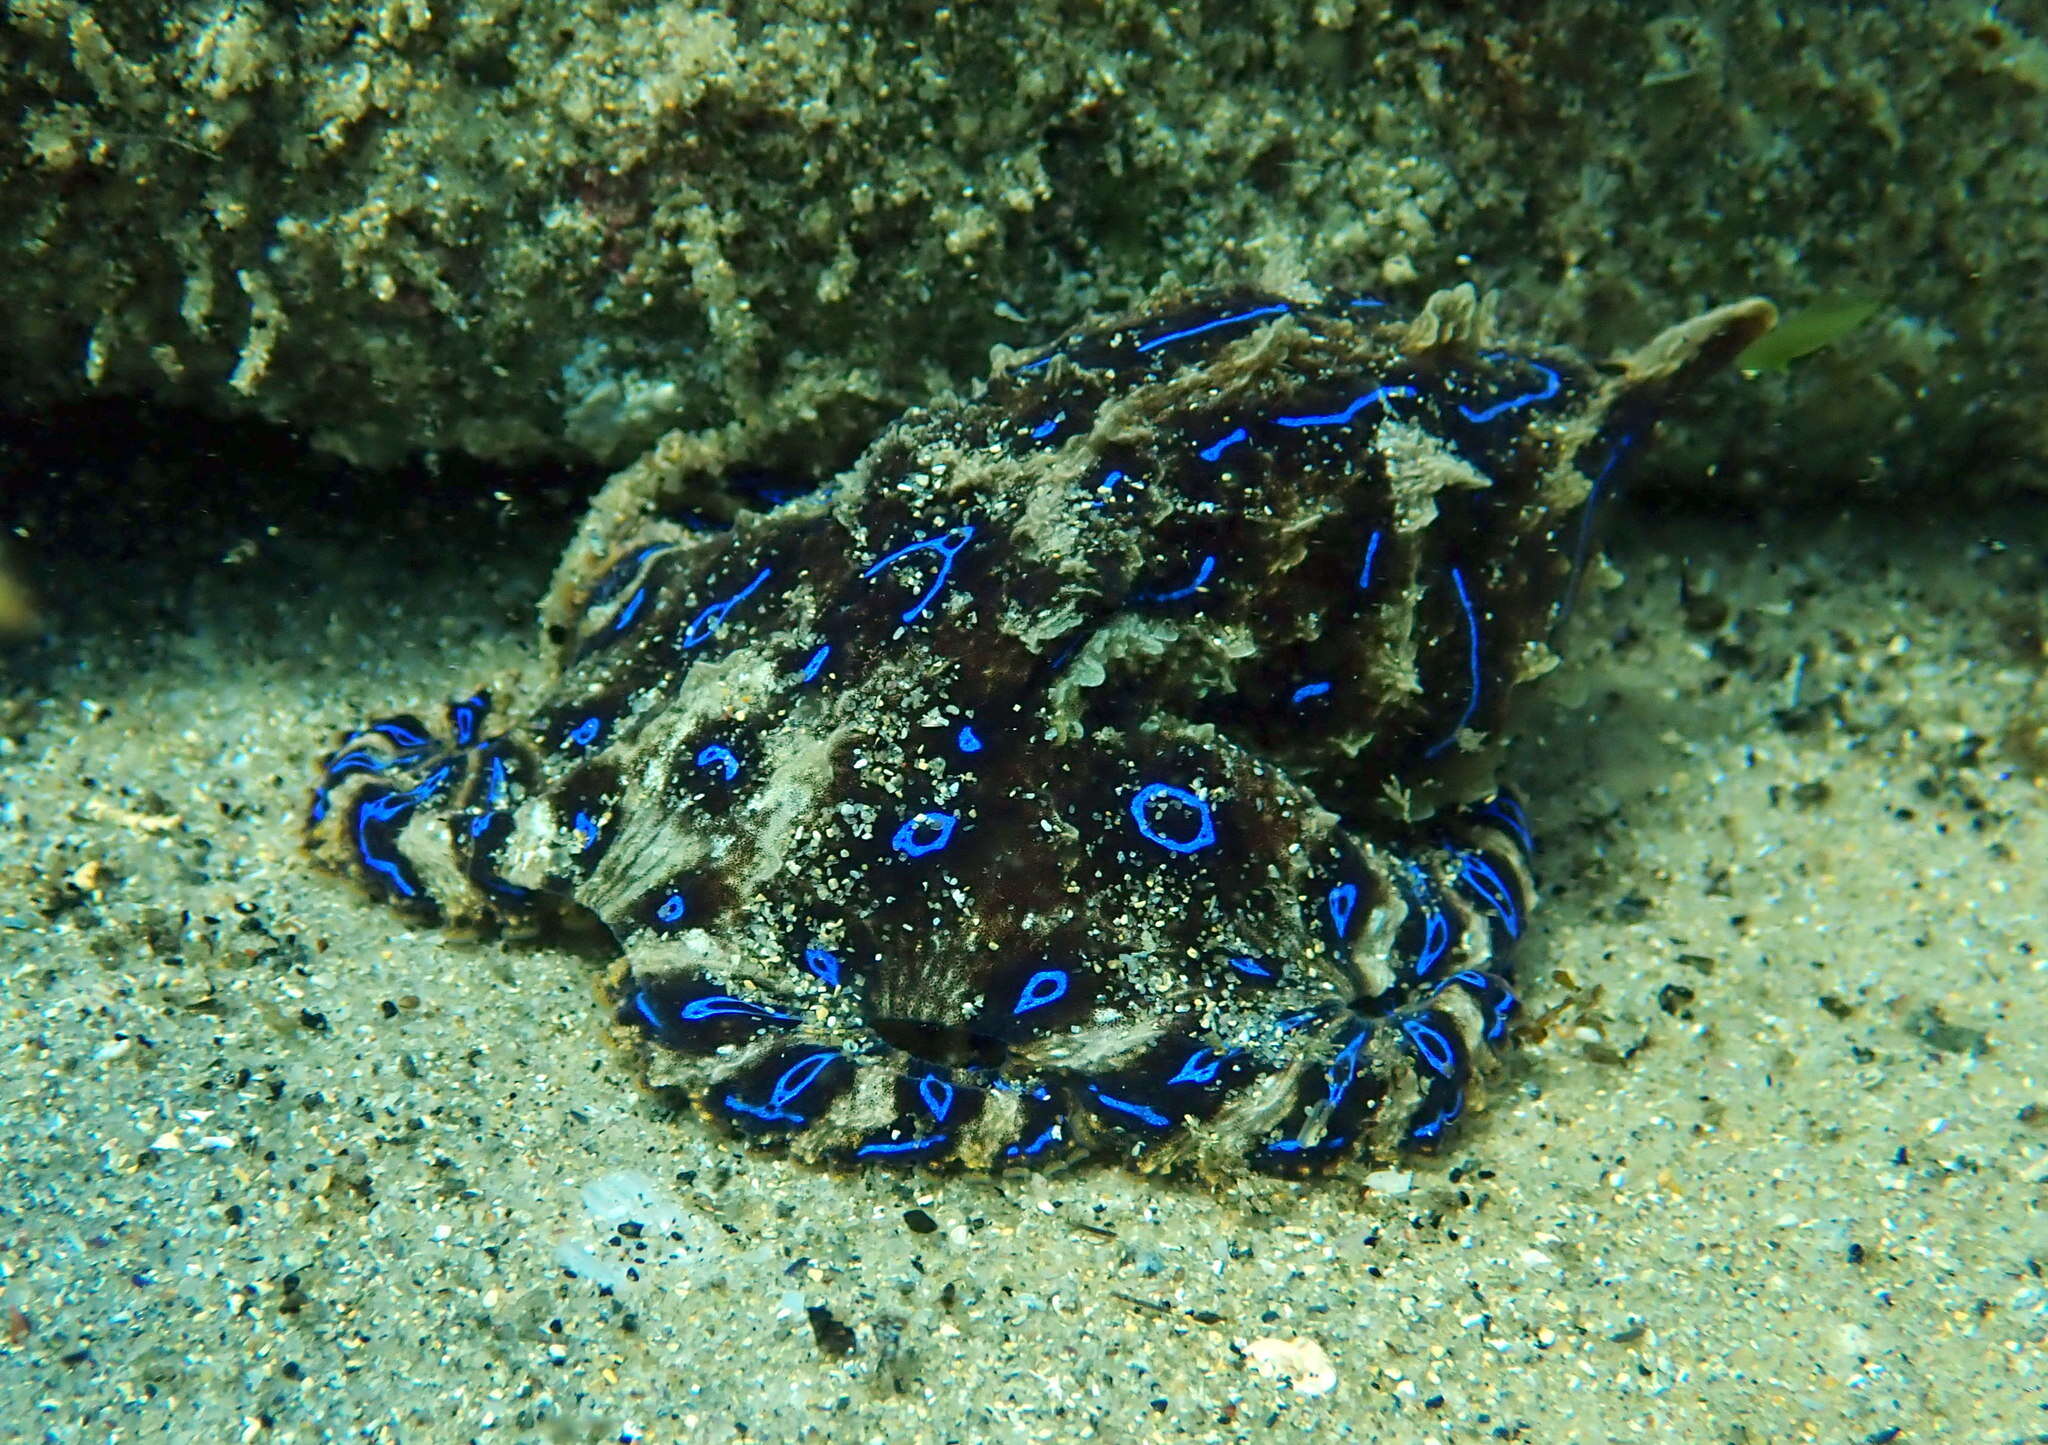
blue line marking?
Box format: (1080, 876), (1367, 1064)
(1129, 781), (1217, 854)
(1450, 969), (1517, 1042)
(1458, 355), (1562, 423)
(1198, 427), (1249, 463)
(1166, 1047), (1238, 1088)
(1473, 794), (1534, 856)
(1137, 554), (1216, 604)
(1328, 882), (1358, 939)
(722, 1050), (841, 1124)
(1135, 302), (1292, 354)
(1014, 352), (1056, 375)
(891, 810), (958, 858)
(1291, 680), (1331, 706)
(1086, 1084), (1173, 1130)
(1404, 863), (1453, 978)
(1228, 955), (1278, 982)
(484, 755), (510, 807)
(862, 524), (976, 625)
(352, 792), (419, 897)
(1273, 384), (1419, 429)
(610, 585), (648, 634)
(1014, 968), (1069, 1016)
(683, 566), (772, 649)
(803, 945), (841, 987)
(1005, 1121), (1063, 1158)
(801, 643), (831, 682)
(1423, 566), (1482, 759)
(957, 723), (983, 753)
(855, 1134), (951, 1159)
(323, 748), (389, 780)
(1325, 1027), (1369, 1108)
(1029, 410), (1066, 440)
(1359, 529), (1383, 591)
(695, 742), (741, 782)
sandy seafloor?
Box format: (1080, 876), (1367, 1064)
(1, 428), (2044, 1444)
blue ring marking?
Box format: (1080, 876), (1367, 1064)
(957, 723), (983, 754)
(1450, 969), (1517, 1042)
(1137, 554), (1216, 604)
(1456, 851), (1524, 938)
(916, 1072), (957, 1122)
(800, 643), (831, 682)
(1325, 1027), (1370, 1109)
(654, 892), (687, 925)
(1228, 955), (1278, 981)
(1291, 680), (1332, 706)
(572, 811), (601, 852)
(1198, 427), (1249, 463)
(683, 566), (773, 649)
(1402, 1016), (1458, 1076)
(855, 1134), (953, 1160)
(1328, 882), (1359, 940)
(679, 995), (799, 1025)
(1166, 1047), (1239, 1089)
(1358, 529), (1383, 591)
(1085, 1084), (1174, 1130)
(1473, 794), (1534, 856)
(721, 1050), (843, 1125)
(1136, 302), (1292, 354)
(449, 694), (489, 748)
(1423, 565), (1483, 759)
(1014, 968), (1069, 1016)
(566, 715), (604, 749)
(803, 945), (842, 988)
(1129, 782), (1217, 854)
(1029, 410), (1066, 441)
(1273, 384), (1420, 430)
(695, 742), (741, 782)
(610, 585), (649, 634)
(1458, 355), (1563, 424)
(890, 810), (958, 858)
(861, 524), (976, 625)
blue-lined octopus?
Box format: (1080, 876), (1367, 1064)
(307, 284), (1772, 1176)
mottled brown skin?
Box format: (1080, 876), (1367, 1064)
(308, 284), (1773, 1177)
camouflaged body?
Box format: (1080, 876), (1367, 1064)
(308, 285), (1772, 1176)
